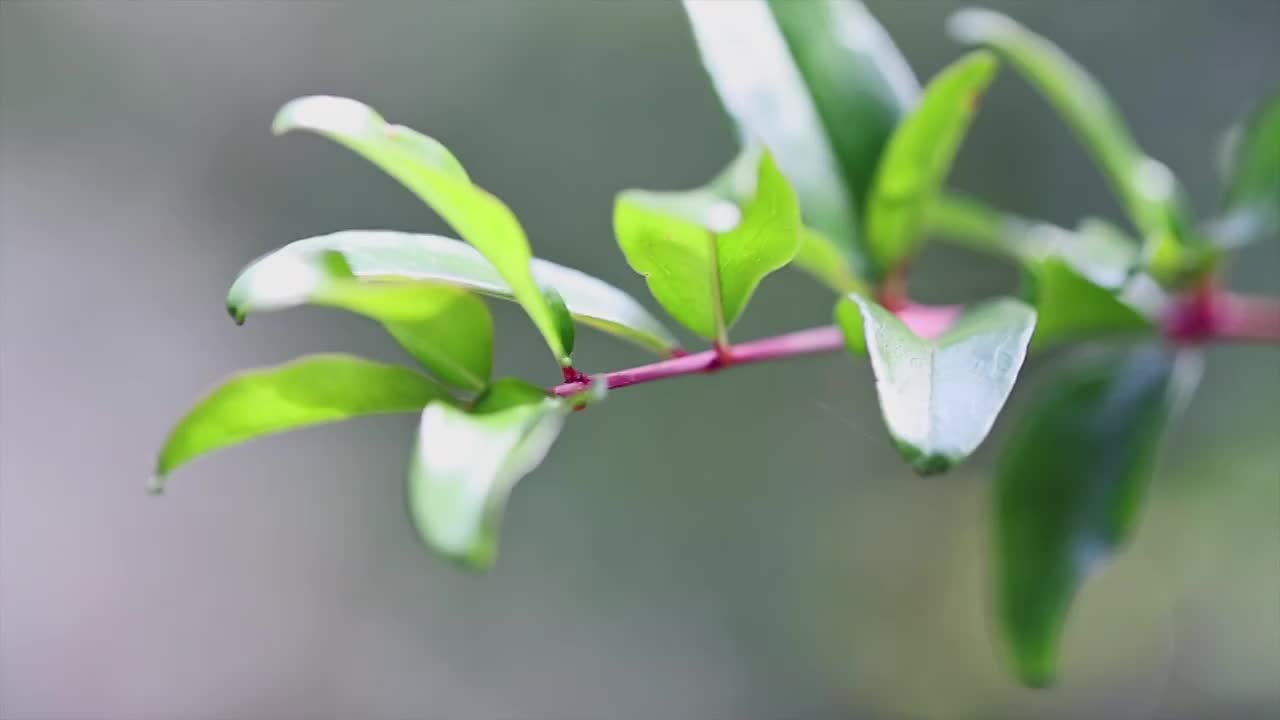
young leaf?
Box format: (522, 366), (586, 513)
(836, 295), (1036, 474)
(1217, 89), (1280, 245)
(228, 231), (679, 356)
(615, 151), (803, 339)
(154, 354), (450, 487)
(225, 249), (492, 390)
(865, 51), (999, 275)
(995, 346), (1201, 686)
(273, 96), (569, 364)
(682, 0), (919, 269)
(1026, 257), (1153, 350)
(408, 379), (570, 568)
(542, 286), (576, 358)
(948, 10), (1211, 285)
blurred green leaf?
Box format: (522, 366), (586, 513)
(866, 51), (999, 275)
(543, 286), (576, 358)
(794, 228), (867, 294)
(615, 151), (802, 340)
(1217, 89), (1280, 245)
(948, 10), (1211, 285)
(836, 295), (1036, 474)
(154, 354), (450, 487)
(408, 379), (570, 568)
(995, 346), (1201, 686)
(273, 96), (569, 364)
(227, 250), (492, 391)
(1026, 258), (1153, 350)
(229, 231), (679, 356)
(683, 0), (919, 271)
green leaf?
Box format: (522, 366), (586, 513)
(226, 249), (492, 391)
(1026, 257), (1153, 350)
(1217, 89), (1280, 245)
(542, 286), (576, 358)
(865, 50), (999, 275)
(228, 231), (679, 356)
(153, 354), (450, 487)
(995, 346), (1200, 686)
(615, 151), (803, 340)
(793, 228), (867, 294)
(948, 10), (1211, 285)
(682, 0), (919, 270)
(836, 295), (1036, 474)
(408, 379), (570, 568)
(273, 96), (569, 364)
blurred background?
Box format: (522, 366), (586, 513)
(1, 1), (1277, 718)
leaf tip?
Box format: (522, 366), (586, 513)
(271, 95), (377, 138)
(146, 473), (167, 496)
(946, 8), (1011, 45)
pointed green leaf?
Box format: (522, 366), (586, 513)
(542, 286), (576, 358)
(682, 0), (919, 269)
(1217, 89), (1280, 245)
(154, 354), (450, 486)
(837, 295), (1036, 474)
(948, 10), (1212, 285)
(228, 231), (679, 356)
(615, 151), (803, 339)
(226, 249), (492, 390)
(996, 346), (1201, 686)
(273, 96), (568, 364)
(408, 379), (570, 569)
(1026, 257), (1153, 350)
(866, 51), (999, 275)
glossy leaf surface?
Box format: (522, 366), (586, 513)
(273, 96), (568, 363)
(154, 354), (449, 486)
(615, 152), (802, 339)
(995, 346), (1199, 686)
(226, 249), (492, 390)
(683, 0), (918, 268)
(866, 51), (998, 274)
(837, 295), (1036, 473)
(229, 231), (678, 356)
(408, 379), (569, 568)
(1026, 258), (1152, 350)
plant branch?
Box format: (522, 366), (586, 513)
(1210, 293), (1280, 344)
(551, 303), (961, 397)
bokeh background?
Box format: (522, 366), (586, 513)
(2, 1), (1277, 718)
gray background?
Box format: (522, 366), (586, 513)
(1, 1), (1277, 718)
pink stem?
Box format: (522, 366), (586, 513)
(551, 304), (962, 397)
(1212, 293), (1280, 343)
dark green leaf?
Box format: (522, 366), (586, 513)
(153, 354), (450, 487)
(948, 10), (1211, 285)
(683, 0), (919, 269)
(836, 295), (1036, 474)
(995, 346), (1201, 686)
(408, 379), (570, 568)
(615, 151), (803, 340)
(1217, 89), (1280, 245)
(273, 96), (569, 364)
(226, 249), (492, 390)
(228, 231), (679, 356)
(543, 286), (576, 358)
(866, 51), (998, 275)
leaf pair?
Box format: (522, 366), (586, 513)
(614, 152), (803, 341)
(272, 96), (573, 366)
(683, 0), (1003, 283)
(836, 295), (1037, 474)
(682, 0), (920, 274)
(995, 346), (1200, 686)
